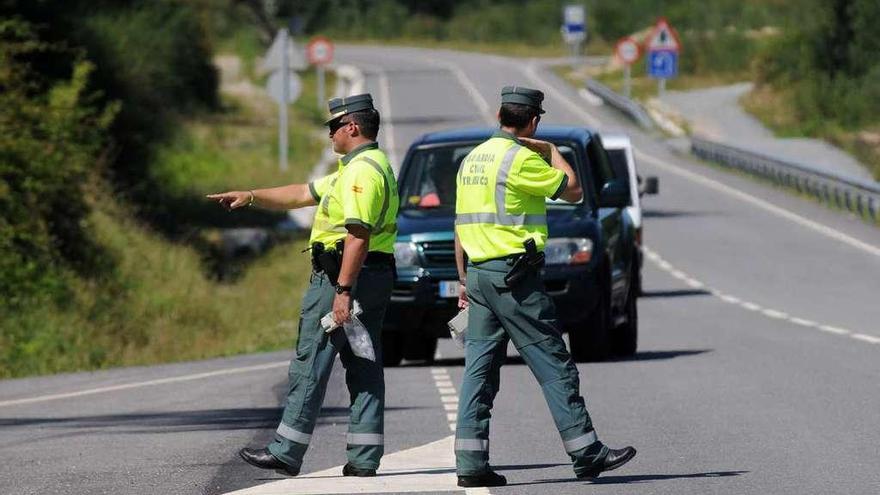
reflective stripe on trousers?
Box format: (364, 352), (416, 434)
(455, 438), (489, 451)
(562, 430), (598, 453)
(276, 422), (312, 445)
(347, 433), (384, 445)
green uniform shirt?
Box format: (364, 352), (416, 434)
(455, 131), (567, 262)
(308, 142), (399, 253)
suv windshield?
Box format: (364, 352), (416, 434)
(400, 142), (581, 209)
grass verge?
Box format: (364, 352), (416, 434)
(0, 54), (334, 378)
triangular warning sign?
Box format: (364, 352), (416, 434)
(647, 17), (681, 52)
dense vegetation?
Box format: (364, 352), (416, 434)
(0, 0), (323, 377)
(746, 0), (880, 178)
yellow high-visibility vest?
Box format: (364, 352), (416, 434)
(308, 142), (399, 253)
(455, 131), (567, 262)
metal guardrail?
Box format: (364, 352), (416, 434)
(585, 78), (654, 130)
(585, 77), (880, 223)
(691, 136), (880, 222)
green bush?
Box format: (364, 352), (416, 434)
(0, 19), (116, 309)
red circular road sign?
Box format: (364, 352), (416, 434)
(306, 36), (334, 65)
(615, 37), (641, 65)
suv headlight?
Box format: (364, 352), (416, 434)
(394, 242), (419, 267)
(544, 238), (593, 266)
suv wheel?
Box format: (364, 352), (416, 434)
(569, 282), (610, 362)
(612, 273), (638, 356)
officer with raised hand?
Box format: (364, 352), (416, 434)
(207, 94), (398, 477)
(452, 86), (636, 487)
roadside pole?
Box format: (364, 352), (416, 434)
(615, 37), (640, 99)
(279, 28), (288, 172)
(306, 37), (335, 110)
(646, 17), (681, 99)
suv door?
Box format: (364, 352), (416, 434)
(587, 135), (629, 307)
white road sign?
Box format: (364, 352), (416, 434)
(306, 36), (334, 66)
(266, 71), (302, 105)
(646, 17), (681, 52)
(262, 29), (307, 72)
(615, 37), (641, 65)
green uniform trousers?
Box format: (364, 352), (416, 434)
(455, 259), (608, 477)
(267, 263), (393, 471)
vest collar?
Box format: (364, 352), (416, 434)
(340, 141), (379, 165)
(492, 129), (523, 145)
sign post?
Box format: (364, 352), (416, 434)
(615, 37), (641, 99)
(645, 17), (681, 98)
(561, 4), (587, 57)
(263, 28), (305, 172)
(306, 36), (335, 109)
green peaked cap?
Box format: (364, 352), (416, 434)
(501, 85), (545, 114)
(325, 93), (375, 125)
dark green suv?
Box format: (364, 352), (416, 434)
(382, 126), (639, 366)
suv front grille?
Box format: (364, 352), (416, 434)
(420, 240), (455, 267)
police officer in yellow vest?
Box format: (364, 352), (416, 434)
(452, 86), (636, 487)
(207, 94), (398, 477)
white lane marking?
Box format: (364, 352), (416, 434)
(465, 489), (491, 495)
(578, 88), (604, 107)
(522, 61), (880, 260)
(762, 309), (789, 320)
(444, 403), (458, 411)
(438, 387), (457, 394)
(790, 317), (818, 327)
(720, 294), (742, 305)
(637, 151), (880, 260)
(0, 361), (288, 408)
(441, 395), (458, 403)
(819, 325), (851, 335)
(435, 380), (454, 388)
(644, 246), (877, 348)
(851, 333), (880, 344)
(376, 70), (399, 169)
(430, 368), (448, 375)
(224, 436), (461, 494)
(447, 412), (458, 421)
(427, 59), (495, 125)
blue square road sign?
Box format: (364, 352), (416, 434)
(648, 50), (678, 79)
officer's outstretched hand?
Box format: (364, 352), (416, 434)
(206, 191), (252, 210)
(457, 283), (469, 309)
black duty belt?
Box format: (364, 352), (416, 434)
(363, 252), (394, 266)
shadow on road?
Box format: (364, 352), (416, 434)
(0, 406), (422, 431)
(642, 209), (713, 219)
(507, 470), (748, 487)
(406, 349), (711, 368)
(641, 289), (713, 298)
(605, 349), (712, 362)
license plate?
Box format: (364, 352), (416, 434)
(438, 280), (460, 298)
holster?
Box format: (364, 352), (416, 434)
(311, 241), (344, 286)
(504, 238), (545, 288)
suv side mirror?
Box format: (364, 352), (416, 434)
(599, 179), (629, 208)
(640, 176), (659, 196)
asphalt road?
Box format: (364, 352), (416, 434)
(1, 45), (879, 495)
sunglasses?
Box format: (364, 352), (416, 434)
(329, 119), (352, 135)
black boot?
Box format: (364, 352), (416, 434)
(577, 446), (637, 479)
(457, 470), (507, 487)
(239, 448), (300, 476)
(342, 463), (377, 477)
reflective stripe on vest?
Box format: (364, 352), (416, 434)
(562, 430), (598, 453)
(276, 423), (312, 445)
(455, 143), (545, 227)
(346, 433), (384, 445)
(454, 438), (490, 451)
(355, 156), (391, 235)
